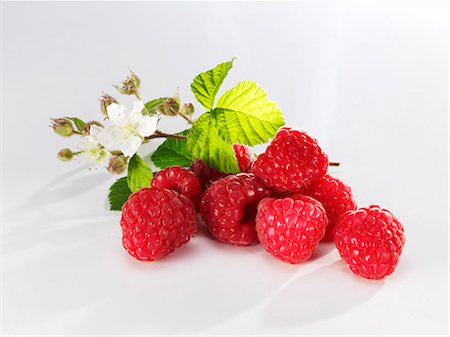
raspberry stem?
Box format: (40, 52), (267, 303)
(329, 162), (340, 166)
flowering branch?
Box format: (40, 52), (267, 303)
(50, 59), (343, 213)
(145, 131), (187, 141)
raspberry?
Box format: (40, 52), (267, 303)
(256, 195), (328, 264)
(233, 144), (253, 172)
(253, 127), (328, 193)
(120, 187), (197, 261)
(200, 173), (271, 246)
(190, 144), (253, 187)
(151, 166), (201, 209)
(334, 205), (405, 280)
(189, 159), (227, 188)
(306, 174), (357, 241)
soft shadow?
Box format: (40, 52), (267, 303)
(309, 242), (335, 261)
(4, 211), (291, 335)
(3, 167), (114, 257)
(262, 260), (384, 328)
(4, 166), (111, 218)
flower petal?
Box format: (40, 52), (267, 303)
(89, 124), (103, 139)
(98, 125), (126, 148)
(79, 135), (98, 151)
(82, 145), (111, 166)
(131, 100), (145, 116)
(120, 135), (142, 157)
(136, 115), (158, 137)
(126, 101), (144, 126)
(107, 103), (127, 125)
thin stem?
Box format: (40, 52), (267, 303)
(144, 130), (187, 141)
(329, 162), (340, 167)
(134, 91), (142, 100)
(177, 111), (193, 124)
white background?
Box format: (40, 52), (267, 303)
(1, 1), (449, 336)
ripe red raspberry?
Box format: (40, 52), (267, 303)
(306, 174), (357, 241)
(253, 127), (328, 193)
(189, 159), (227, 188)
(120, 187), (197, 261)
(233, 144), (253, 172)
(151, 166), (201, 209)
(200, 173), (271, 246)
(256, 195), (328, 264)
(334, 205), (405, 280)
(190, 144), (253, 187)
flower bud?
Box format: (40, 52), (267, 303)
(51, 118), (74, 137)
(100, 93), (117, 115)
(57, 148), (74, 161)
(107, 154), (127, 174)
(82, 121), (104, 136)
(156, 97), (180, 116)
(114, 70), (140, 95)
(180, 102), (195, 117)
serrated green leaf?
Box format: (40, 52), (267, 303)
(127, 154), (153, 192)
(212, 80), (285, 146)
(66, 117), (86, 132)
(191, 58), (236, 110)
(151, 131), (193, 169)
(186, 114), (239, 173)
(108, 177), (132, 211)
(144, 97), (167, 115)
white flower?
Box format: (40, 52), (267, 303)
(98, 101), (157, 157)
(80, 125), (111, 166)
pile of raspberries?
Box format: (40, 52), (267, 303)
(120, 127), (405, 280)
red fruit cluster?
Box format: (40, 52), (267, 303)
(251, 127), (404, 279)
(120, 127), (405, 280)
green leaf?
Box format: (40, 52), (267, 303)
(108, 177), (132, 211)
(144, 97), (167, 115)
(191, 57), (236, 110)
(186, 114), (239, 173)
(212, 80), (285, 146)
(66, 117), (85, 132)
(127, 154), (153, 192)
(151, 131), (193, 169)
